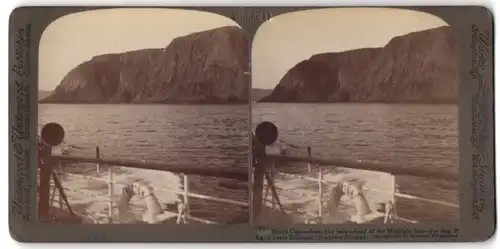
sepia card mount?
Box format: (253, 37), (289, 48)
(9, 6), (496, 242)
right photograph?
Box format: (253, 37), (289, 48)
(251, 8), (459, 225)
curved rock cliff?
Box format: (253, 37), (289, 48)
(259, 26), (458, 103)
(41, 26), (249, 104)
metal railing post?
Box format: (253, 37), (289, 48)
(107, 148), (114, 223)
(307, 146), (312, 173)
(50, 161), (64, 208)
(58, 160), (63, 207)
(50, 182), (57, 207)
(271, 159), (276, 209)
(183, 174), (190, 223)
(393, 177), (398, 220)
(96, 146), (101, 174)
(318, 166), (323, 223)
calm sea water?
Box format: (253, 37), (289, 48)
(39, 103), (459, 223)
(252, 103), (459, 223)
(39, 104), (249, 224)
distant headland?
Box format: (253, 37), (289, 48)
(40, 26), (249, 104)
(258, 26), (458, 104)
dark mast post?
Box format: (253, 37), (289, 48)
(252, 121), (278, 224)
(38, 123), (65, 221)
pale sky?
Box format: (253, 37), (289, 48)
(39, 8), (240, 90)
(252, 8), (449, 89)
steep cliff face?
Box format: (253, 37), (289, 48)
(259, 26), (458, 103)
(41, 26), (250, 104)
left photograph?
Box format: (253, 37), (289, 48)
(37, 8), (250, 224)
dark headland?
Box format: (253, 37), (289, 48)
(258, 26), (458, 104)
(38, 90), (52, 100)
(251, 88), (272, 102)
(40, 26), (250, 104)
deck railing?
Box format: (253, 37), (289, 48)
(259, 147), (459, 224)
(40, 145), (249, 224)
